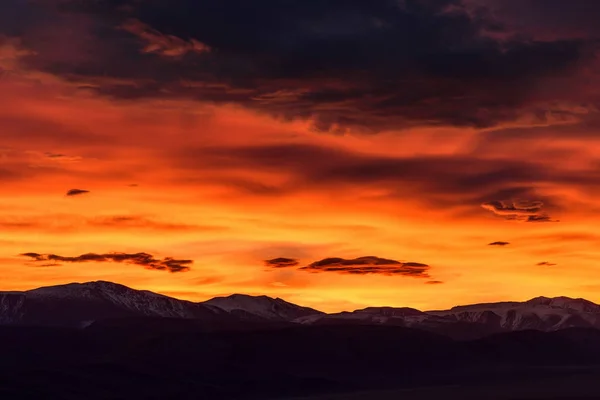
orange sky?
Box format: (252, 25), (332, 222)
(1, 0), (600, 312)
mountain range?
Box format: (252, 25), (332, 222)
(2, 280), (600, 339)
(4, 281), (600, 399)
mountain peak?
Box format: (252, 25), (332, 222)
(5, 280), (600, 337)
(525, 296), (600, 312)
(227, 293), (273, 300)
(31, 280), (129, 290)
(527, 295), (588, 302)
(26, 280), (149, 299)
(203, 293), (322, 321)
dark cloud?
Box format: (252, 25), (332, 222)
(425, 280), (444, 285)
(20, 251), (192, 272)
(475, 0), (600, 40)
(300, 256), (430, 277)
(20, 252), (42, 259)
(45, 153), (67, 158)
(66, 188), (90, 197)
(481, 200), (558, 223)
(537, 261), (557, 267)
(43, 152), (82, 162)
(4, 0), (595, 131)
(178, 143), (600, 213)
(264, 257), (300, 268)
(120, 18), (211, 57)
(525, 215), (560, 223)
(482, 200), (543, 215)
(488, 241), (510, 246)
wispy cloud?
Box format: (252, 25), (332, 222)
(89, 215), (225, 232)
(121, 19), (211, 57)
(488, 241), (510, 246)
(20, 252), (193, 273)
(537, 261), (557, 267)
(43, 152), (82, 163)
(481, 200), (557, 222)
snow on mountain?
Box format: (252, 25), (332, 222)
(293, 306), (468, 338)
(0, 281), (320, 328)
(0, 281), (221, 327)
(296, 296), (600, 338)
(26, 281), (211, 319)
(202, 294), (323, 321)
(429, 296), (600, 331)
(525, 296), (600, 313)
(3, 281), (600, 338)
(0, 292), (26, 324)
(295, 307), (424, 325)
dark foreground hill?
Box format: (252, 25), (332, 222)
(4, 282), (600, 398)
(2, 323), (600, 399)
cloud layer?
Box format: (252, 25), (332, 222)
(2, 0), (596, 132)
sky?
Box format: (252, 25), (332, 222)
(1, 0), (600, 312)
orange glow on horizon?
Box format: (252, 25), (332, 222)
(2, 37), (600, 314)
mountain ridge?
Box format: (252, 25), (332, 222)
(2, 280), (600, 339)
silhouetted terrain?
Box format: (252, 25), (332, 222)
(3, 282), (600, 398)
(1, 323), (600, 399)
(5, 282), (600, 340)
(289, 370), (600, 400)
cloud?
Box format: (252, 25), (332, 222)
(43, 152), (82, 163)
(120, 19), (211, 57)
(425, 280), (444, 285)
(20, 252), (192, 273)
(0, 214), (226, 233)
(178, 142), (600, 215)
(481, 200), (558, 222)
(0, 213), (232, 234)
(4, 0), (595, 132)
(0, 37), (32, 72)
(525, 215), (560, 223)
(299, 256), (430, 277)
(537, 261), (557, 267)
(264, 257), (300, 268)
(488, 241), (510, 246)
(481, 200), (544, 215)
(20, 252), (42, 259)
(473, 0), (600, 40)
(66, 188), (89, 197)
(89, 215), (225, 232)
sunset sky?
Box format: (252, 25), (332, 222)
(1, 0), (600, 312)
